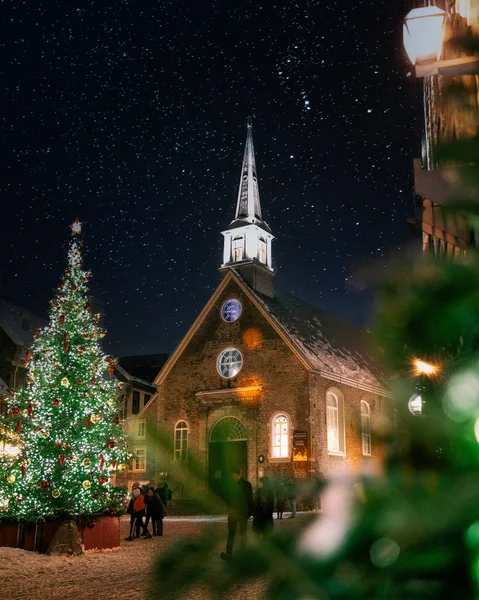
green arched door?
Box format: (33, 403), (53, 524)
(208, 417), (248, 497)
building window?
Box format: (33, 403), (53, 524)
(221, 299), (242, 323)
(232, 236), (244, 262)
(132, 390), (140, 415)
(137, 420), (146, 439)
(326, 391), (345, 455)
(217, 347), (243, 379)
(361, 401), (371, 456)
(258, 237), (267, 264)
(21, 319), (30, 331)
(174, 421), (188, 461)
(272, 414), (289, 458)
(133, 447), (147, 472)
(144, 394), (151, 407)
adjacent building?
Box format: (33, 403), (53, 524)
(410, 1), (479, 255)
(134, 119), (389, 503)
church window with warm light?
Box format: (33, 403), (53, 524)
(326, 391), (345, 455)
(258, 237), (267, 264)
(232, 236), (244, 261)
(272, 414), (289, 458)
(174, 421), (188, 461)
(221, 299), (242, 323)
(361, 401), (371, 456)
(217, 348), (243, 379)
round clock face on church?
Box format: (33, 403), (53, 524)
(221, 299), (242, 323)
(217, 347), (243, 379)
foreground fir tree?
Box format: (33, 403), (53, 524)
(0, 221), (129, 521)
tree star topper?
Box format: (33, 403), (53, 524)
(70, 219), (83, 235)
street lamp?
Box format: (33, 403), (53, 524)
(403, 5), (479, 77)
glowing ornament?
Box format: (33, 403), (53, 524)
(70, 219), (83, 235)
(107, 440), (115, 449)
(61, 377), (70, 388)
(52, 398), (61, 407)
(52, 489), (61, 499)
(11, 406), (19, 415)
(40, 430), (50, 438)
(83, 458), (92, 468)
(40, 480), (49, 488)
(83, 392), (89, 398)
(98, 477), (108, 484)
(82, 480), (91, 490)
(16, 421), (22, 433)
(7, 474), (16, 484)
(25, 350), (31, 362)
(90, 415), (100, 424)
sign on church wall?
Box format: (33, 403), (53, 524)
(293, 429), (308, 462)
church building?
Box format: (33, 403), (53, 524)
(132, 119), (388, 501)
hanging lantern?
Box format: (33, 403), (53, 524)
(403, 6), (446, 65)
(27, 403), (33, 417)
(60, 314), (66, 326)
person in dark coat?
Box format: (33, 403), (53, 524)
(147, 487), (167, 536)
(220, 466), (253, 561)
(252, 477), (274, 540)
(276, 481), (286, 519)
(286, 478), (297, 518)
(124, 482), (140, 541)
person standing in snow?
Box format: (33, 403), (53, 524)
(133, 487), (151, 539)
(125, 482), (141, 541)
(147, 487), (167, 536)
(286, 478), (297, 518)
(220, 466), (253, 561)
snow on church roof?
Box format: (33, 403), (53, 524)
(236, 274), (386, 391)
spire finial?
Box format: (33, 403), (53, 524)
(247, 116), (252, 128)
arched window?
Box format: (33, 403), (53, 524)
(232, 236), (244, 261)
(272, 414), (289, 458)
(174, 421), (188, 461)
(326, 390), (345, 455)
(361, 401), (371, 456)
(258, 237), (267, 264)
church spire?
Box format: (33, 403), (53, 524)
(220, 118), (275, 298)
(235, 117), (262, 222)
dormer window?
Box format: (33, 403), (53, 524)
(258, 237), (267, 264)
(21, 319), (30, 331)
(232, 236), (244, 262)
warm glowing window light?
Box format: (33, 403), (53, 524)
(403, 6), (446, 65)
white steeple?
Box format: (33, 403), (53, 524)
(220, 118), (275, 297)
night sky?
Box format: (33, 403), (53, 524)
(2, 1), (421, 357)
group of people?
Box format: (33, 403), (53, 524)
(125, 482), (171, 541)
(221, 468), (297, 561)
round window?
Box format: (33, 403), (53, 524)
(221, 299), (242, 323)
(217, 347), (243, 379)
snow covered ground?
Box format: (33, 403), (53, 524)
(0, 515), (286, 600)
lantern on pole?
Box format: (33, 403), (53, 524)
(403, 5), (446, 66)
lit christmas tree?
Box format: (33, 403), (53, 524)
(0, 220), (130, 520)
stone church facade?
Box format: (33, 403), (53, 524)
(132, 119), (389, 501)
